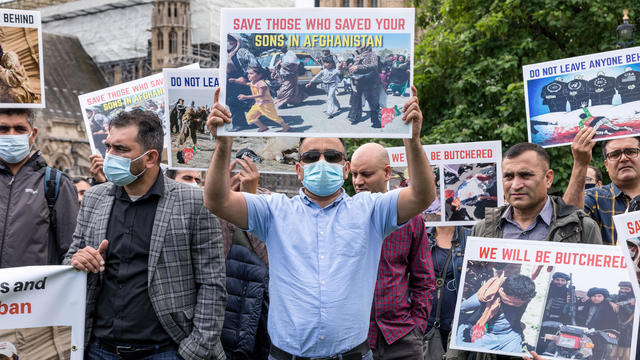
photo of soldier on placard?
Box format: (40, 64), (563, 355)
(0, 26), (41, 106)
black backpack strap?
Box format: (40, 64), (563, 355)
(44, 167), (62, 264)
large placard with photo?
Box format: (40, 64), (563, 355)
(386, 141), (503, 226)
(0, 266), (86, 359)
(449, 237), (637, 359)
(523, 47), (640, 148)
(163, 67), (298, 173)
(218, 7), (414, 138)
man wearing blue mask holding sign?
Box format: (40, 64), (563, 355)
(204, 86), (435, 360)
(0, 108), (78, 268)
(65, 109), (226, 360)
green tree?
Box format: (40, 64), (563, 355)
(413, 0), (639, 190)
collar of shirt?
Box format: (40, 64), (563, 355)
(500, 196), (553, 231)
(298, 187), (346, 209)
(110, 172), (164, 202)
(609, 182), (630, 200)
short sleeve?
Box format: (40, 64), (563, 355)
(256, 80), (268, 89)
(242, 192), (273, 243)
(371, 188), (401, 239)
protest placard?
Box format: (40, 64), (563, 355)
(386, 141), (502, 226)
(0, 266), (86, 359)
(449, 237), (637, 359)
(163, 67), (298, 173)
(218, 7), (414, 138)
(0, 9), (44, 108)
(79, 64), (199, 165)
(523, 46), (640, 148)
(79, 72), (171, 162)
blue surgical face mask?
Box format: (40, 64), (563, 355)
(103, 151), (148, 186)
(0, 133), (31, 164)
(302, 160), (345, 197)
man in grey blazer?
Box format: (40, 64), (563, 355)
(65, 109), (226, 360)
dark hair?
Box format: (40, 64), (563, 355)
(504, 142), (550, 168)
(299, 137), (347, 154)
(248, 66), (270, 81)
(72, 177), (90, 185)
(322, 57), (335, 67)
(165, 169), (177, 179)
(0, 108), (35, 127)
(587, 165), (603, 183)
(601, 137), (640, 158)
(502, 274), (536, 301)
(109, 109), (164, 163)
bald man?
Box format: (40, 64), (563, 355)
(351, 143), (435, 360)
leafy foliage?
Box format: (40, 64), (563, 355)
(413, 0), (637, 190)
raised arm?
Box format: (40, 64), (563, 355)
(562, 127), (596, 209)
(203, 88), (249, 228)
(397, 86), (436, 224)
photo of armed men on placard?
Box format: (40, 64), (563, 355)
(454, 260), (636, 359)
(0, 10), (43, 108)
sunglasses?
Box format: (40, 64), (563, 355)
(605, 147), (640, 161)
(299, 150), (346, 163)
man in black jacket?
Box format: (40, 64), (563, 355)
(0, 108), (78, 268)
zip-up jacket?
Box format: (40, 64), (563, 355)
(471, 196), (602, 244)
(0, 151), (79, 268)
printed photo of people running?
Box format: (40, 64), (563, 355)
(219, 8), (414, 138)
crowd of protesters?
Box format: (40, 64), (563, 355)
(1, 79), (639, 360)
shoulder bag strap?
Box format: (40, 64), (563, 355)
(433, 246), (454, 329)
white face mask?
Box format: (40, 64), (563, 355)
(186, 181), (200, 188)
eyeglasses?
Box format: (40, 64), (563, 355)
(605, 147), (640, 161)
(299, 150), (346, 163)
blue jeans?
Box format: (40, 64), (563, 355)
(86, 341), (183, 360)
(268, 350), (373, 360)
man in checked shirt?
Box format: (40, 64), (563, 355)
(350, 142), (436, 360)
(563, 128), (640, 245)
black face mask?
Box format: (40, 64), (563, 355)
(585, 183), (596, 190)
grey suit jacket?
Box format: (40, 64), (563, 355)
(64, 176), (226, 360)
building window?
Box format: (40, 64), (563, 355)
(167, 3), (171, 17)
(371, 0), (378, 6)
(182, 31), (188, 53)
(174, 4), (177, 18)
(169, 31), (177, 54)
(158, 31), (164, 50)
(357, 0), (364, 7)
(342, 0), (349, 6)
